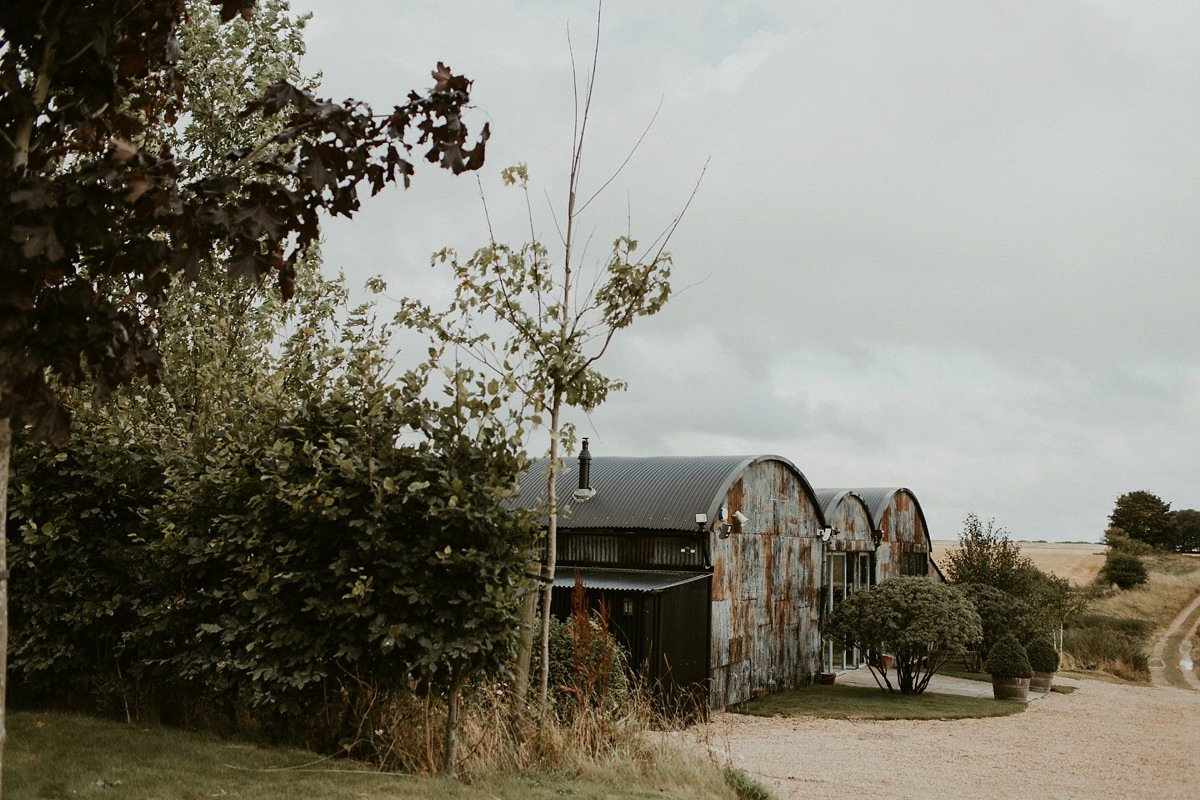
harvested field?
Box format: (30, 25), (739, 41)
(931, 539), (1106, 586)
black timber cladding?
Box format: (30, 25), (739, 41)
(515, 455), (824, 531)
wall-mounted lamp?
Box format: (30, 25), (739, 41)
(695, 513), (708, 531)
(871, 529), (884, 547)
(717, 522), (733, 539)
(819, 527), (834, 543)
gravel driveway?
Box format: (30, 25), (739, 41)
(689, 674), (1200, 800)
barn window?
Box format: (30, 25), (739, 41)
(901, 551), (928, 577)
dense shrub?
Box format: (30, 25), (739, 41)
(959, 583), (1041, 668)
(1062, 613), (1153, 680)
(825, 577), (982, 695)
(8, 384), (538, 756)
(985, 633), (1032, 678)
(1025, 638), (1060, 673)
(537, 611), (630, 715)
(1098, 550), (1148, 589)
(1103, 525), (1155, 556)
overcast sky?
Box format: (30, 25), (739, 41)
(287, 0), (1200, 543)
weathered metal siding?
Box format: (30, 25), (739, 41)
(825, 494), (876, 555)
(708, 460), (823, 708)
(874, 489), (932, 582)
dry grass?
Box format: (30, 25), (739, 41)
(5, 706), (742, 800)
(1061, 552), (1200, 681)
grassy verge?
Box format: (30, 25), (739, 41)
(4, 711), (741, 800)
(730, 684), (1026, 720)
(1063, 552), (1200, 682)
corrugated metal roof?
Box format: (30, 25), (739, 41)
(819, 487), (931, 541)
(551, 568), (711, 593)
(814, 488), (867, 527)
(514, 454), (812, 531)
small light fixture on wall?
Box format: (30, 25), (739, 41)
(871, 529), (884, 547)
(819, 527), (834, 543)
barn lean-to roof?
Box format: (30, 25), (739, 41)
(514, 454), (827, 532)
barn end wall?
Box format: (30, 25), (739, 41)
(876, 489), (932, 582)
(708, 460), (823, 708)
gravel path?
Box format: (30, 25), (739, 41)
(1150, 592), (1200, 691)
(689, 676), (1200, 800)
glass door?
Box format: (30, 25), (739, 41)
(824, 551), (875, 672)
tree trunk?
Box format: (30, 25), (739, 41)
(536, 400), (562, 708)
(443, 668), (466, 777)
(0, 416), (11, 798)
(511, 589), (537, 716)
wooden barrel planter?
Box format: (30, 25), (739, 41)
(1029, 670), (1054, 695)
(991, 676), (1030, 700)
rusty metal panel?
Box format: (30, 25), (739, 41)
(844, 488), (934, 582)
(708, 459), (823, 707)
(821, 492), (877, 554)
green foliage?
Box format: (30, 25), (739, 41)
(536, 612), (630, 715)
(1103, 525), (1155, 555)
(1109, 491), (1178, 551)
(1098, 550), (1148, 590)
(7, 406), (164, 703)
(945, 515), (1079, 636)
(1170, 509), (1200, 553)
(824, 577), (982, 695)
(984, 633), (1032, 679)
(8, 287), (537, 756)
(1025, 638), (1060, 673)
(958, 583), (1040, 668)
(943, 514), (1040, 596)
(0, 0), (487, 442)
(722, 766), (775, 800)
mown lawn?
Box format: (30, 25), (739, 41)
(731, 683), (1027, 720)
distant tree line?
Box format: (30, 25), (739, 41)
(1106, 491), (1200, 553)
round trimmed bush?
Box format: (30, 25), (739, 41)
(1098, 550), (1147, 590)
(1025, 638), (1060, 673)
(985, 633), (1032, 678)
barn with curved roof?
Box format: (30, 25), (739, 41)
(812, 489), (880, 673)
(515, 443), (829, 708)
(830, 487), (938, 582)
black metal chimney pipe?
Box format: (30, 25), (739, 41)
(578, 438), (592, 492)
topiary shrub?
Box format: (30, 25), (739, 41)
(1098, 550), (1148, 589)
(1025, 638), (1060, 673)
(824, 577), (982, 695)
(985, 633), (1032, 678)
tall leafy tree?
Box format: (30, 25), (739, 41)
(400, 5), (697, 709)
(1110, 491), (1179, 551)
(0, 0), (487, 783)
(943, 514), (1040, 596)
(1171, 509), (1200, 553)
